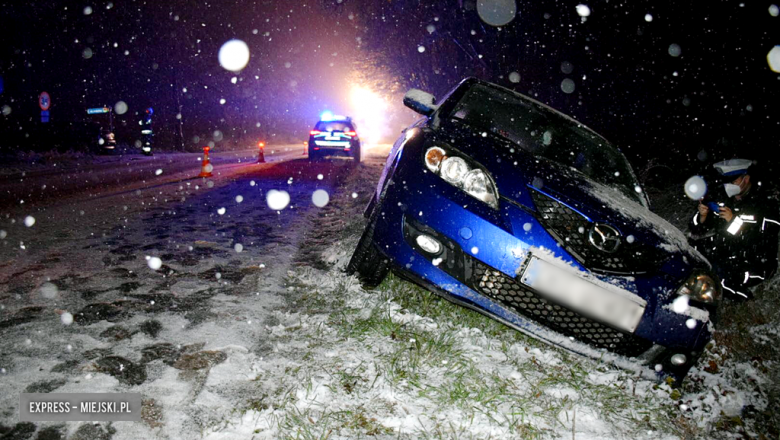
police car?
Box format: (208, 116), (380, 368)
(308, 113), (361, 162)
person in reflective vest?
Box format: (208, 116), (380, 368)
(689, 159), (780, 301)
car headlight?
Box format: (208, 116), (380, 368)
(425, 146), (499, 209)
(676, 272), (721, 304)
(441, 157), (469, 184)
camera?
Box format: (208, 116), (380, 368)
(706, 201), (721, 214)
(701, 183), (729, 216)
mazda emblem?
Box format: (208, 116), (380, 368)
(588, 223), (622, 253)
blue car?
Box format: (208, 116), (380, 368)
(348, 78), (721, 382)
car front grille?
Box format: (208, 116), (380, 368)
(472, 261), (652, 357)
(529, 189), (664, 275)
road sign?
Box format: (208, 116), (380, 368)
(39, 92), (51, 111)
(87, 107), (110, 114)
(41, 110), (50, 123)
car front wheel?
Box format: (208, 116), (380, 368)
(347, 201), (389, 287)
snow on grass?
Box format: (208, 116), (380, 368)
(206, 256), (681, 439)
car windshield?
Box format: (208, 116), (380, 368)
(447, 84), (644, 205)
(315, 121), (353, 132)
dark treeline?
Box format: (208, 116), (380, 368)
(1, 0), (777, 175)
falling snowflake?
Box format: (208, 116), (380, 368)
(61, 312), (74, 326)
(147, 256), (163, 270)
(312, 190), (329, 208)
(476, 0), (517, 26)
(39, 283), (58, 299)
(672, 295), (689, 314)
(114, 101), (128, 115)
(267, 190), (291, 210)
(684, 176), (707, 200)
(768, 46), (780, 73)
(218, 39), (250, 72)
(561, 78), (576, 94)
(575, 4), (591, 17)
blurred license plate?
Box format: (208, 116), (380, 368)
(325, 136), (339, 140)
(520, 256), (645, 333)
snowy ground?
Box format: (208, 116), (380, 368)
(0, 148), (778, 439)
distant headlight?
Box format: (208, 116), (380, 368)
(676, 272), (721, 304)
(424, 146), (499, 210)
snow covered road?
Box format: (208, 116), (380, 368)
(0, 145), (391, 438)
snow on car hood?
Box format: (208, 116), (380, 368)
(578, 177), (708, 265)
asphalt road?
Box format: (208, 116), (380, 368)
(0, 145), (312, 209)
(0, 144), (390, 439)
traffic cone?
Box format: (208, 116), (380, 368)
(303, 141), (307, 156)
(199, 147), (213, 177)
(257, 142), (266, 163)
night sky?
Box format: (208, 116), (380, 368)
(1, 0), (778, 172)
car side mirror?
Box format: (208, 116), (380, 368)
(403, 89), (439, 116)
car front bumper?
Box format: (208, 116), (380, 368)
(309, 139), (358, 153)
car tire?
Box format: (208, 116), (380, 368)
(347, 201), (389, 288)
(352, 145), (361, 163)
(308, 149), (318, 162)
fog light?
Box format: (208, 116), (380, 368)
(415, 234), (442, 255)
(670, 354), (687, 366)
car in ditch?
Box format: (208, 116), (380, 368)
(347, 77), (720, 382)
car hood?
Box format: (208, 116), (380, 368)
(430, 125), (707, 274)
